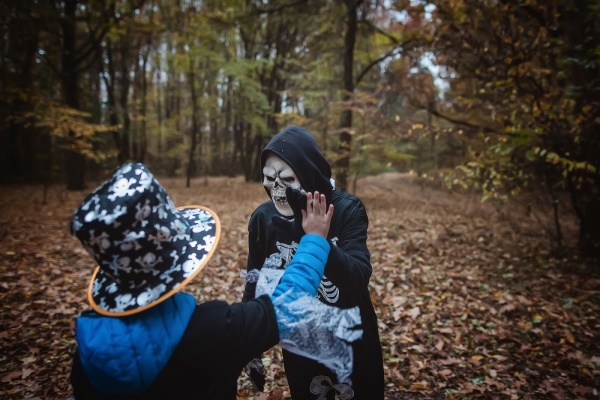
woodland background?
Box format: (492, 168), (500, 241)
(0, 0), (599, 399)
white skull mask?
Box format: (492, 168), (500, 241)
(263, 154), (303, 217)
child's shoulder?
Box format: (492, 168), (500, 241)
(250, 200), (277, 219)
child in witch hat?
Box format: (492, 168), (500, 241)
(69, 162), (334, 399)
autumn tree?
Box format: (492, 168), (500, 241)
(423, 0), (599, 255)
(0, 0), (47, 183)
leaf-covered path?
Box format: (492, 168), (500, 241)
(0, 174), (598, 399)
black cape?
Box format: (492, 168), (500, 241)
(244, 126), (384, 399)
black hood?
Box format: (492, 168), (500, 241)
(261, 125), (333, 201)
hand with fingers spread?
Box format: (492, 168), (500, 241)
(301, 191), (334, 239)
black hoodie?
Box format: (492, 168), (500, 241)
(244, 126), (384, 399)
(260, 125), (333, 202)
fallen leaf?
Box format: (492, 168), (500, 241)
(408, 306), (421, 319)
(1, 371), (22, 383)
(564, 330), (575, 344)
(435, 339), (445, 351)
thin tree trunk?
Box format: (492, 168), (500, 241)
(186, 60), (198, 188)
(119, 31), (132, 163)
(224, 75), (235, 176)
(62, 0), (86, 190)
(102, 44), (125, 163)
(155, 62), (163, 155)
(336, 0), (362, 192)
(140, 49), (149, 163)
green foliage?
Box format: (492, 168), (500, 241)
(425, 0), (600, 253)
(351, 142), (417, 177)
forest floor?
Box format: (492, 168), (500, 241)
(0, 172), (598, 399)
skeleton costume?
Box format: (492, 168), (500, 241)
(243, 126), (384, 399)
(69, 163), (335, 400)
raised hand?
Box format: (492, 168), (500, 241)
(301, 191), (334, 239)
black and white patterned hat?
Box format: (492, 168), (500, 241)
(70, 163), (220, 316)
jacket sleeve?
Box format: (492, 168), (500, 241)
(177, 298), (280, 366)
(324, 198), (372, 295)
(224, 296), (280, 363)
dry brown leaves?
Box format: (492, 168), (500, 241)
(0, 173), (598, 399)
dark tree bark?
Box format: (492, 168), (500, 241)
(224, 75), (236, 177)
(186, 59), (199, 188)
(61, 0), (86, 190)
(54, 0), (145, 188)
(336, 0), (362, 192)
(118, 30), (132, 163)
(0, 0), (41, 183)
(139, 48), (149, 163)
(561, 0), (600, 256)
(102, 43), (126, 163)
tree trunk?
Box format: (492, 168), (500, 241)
(186, 61), (198, 188)
(102, 44), (125, 163)
(62, 0), (86, 190)
(119, 31), (132, 163)
(1, 8), (40, 183)
(140, 49), (149, 163)
(561, 0), (600, 256)
(155, 62), (163, 155)
(336, 0), (361, 191)
(224, 75), (235, 177)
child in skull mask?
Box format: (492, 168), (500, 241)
(242, 126), (384, 399)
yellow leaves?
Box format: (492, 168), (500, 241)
(532, 314), (543, 324)
(534, 147), (598, 174)
(23, 96), (118, 161)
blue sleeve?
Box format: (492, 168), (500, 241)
(270, 233), (329, 302)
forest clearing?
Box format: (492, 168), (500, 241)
(0, 173), (598, 399)
(1, 0), (599, 398)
